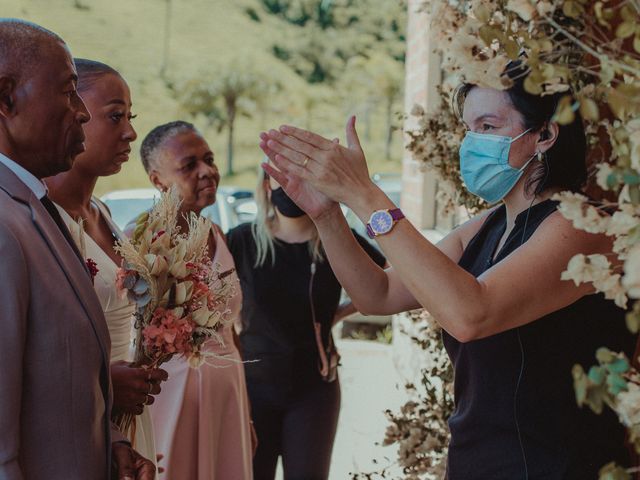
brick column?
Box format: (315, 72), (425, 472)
(401, 0), (442, 230)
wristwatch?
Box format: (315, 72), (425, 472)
(366, 208), (405, 238)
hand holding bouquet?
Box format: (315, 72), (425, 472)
(114, 188), (235, 434)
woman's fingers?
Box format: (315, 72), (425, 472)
(259, 143), (276, 163)
(148, 382), (161, 395)
(133, 390), (148, 404)
(259, 135), (278, 163)
(261, 163), (289, 189)
(266, 139), (310, 167)
(279, 124), (334, 150)
(147, 368), (168, 383)
(266, 129), (318, 159)
(345, 115), (362, 151)
(272, 153), (309, 180)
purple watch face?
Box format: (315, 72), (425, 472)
(370, 210), (394, 235)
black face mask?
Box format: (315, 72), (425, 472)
(271, 187), (306, 218)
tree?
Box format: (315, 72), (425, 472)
(258, 0), (336, 28)
(340, 53), (404, 160)
(251, 0), (407, 85)
(180, 67), (276, 176)
(368, 55), (403, 160)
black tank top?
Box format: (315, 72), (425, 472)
(443, 199), (636, 479)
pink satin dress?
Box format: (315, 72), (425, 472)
(150, 229), (253, 479)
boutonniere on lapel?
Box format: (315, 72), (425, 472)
(67, 217), (99, 283)
(86, 258), (99, 284)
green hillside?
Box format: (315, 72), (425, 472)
(0, 0), (406, 195)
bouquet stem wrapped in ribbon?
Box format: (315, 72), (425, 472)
(113, 188), (235, 440)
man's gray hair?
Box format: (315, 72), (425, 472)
(0, 19), (64, 81)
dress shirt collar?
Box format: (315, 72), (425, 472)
(0, 151), (47, 199)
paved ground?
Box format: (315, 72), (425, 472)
(275, 336), (406, 479)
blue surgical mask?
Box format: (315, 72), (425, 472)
(460, 128), (535, 204)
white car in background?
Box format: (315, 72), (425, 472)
(100, 186), (257, 232)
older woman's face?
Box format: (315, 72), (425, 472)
(462, 87), (539, 169)
(73, 73), (137, 177)
(151, 131), (220, 214)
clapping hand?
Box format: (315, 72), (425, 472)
(260, 116), (374, 212)
(111, 361), (168, 416)
(259, 133), (338, 220)
(112, 442), (156, 480)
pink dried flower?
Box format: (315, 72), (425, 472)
(191, 280), (210, 301)
(142, 307), (195, 359)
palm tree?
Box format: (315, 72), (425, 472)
(181, 68), (273, 176)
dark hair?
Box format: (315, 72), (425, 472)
(139, 120), (198, 173)
(74, 58), (120, 93)
(453, 61), (587, 195)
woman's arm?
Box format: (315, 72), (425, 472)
(313, 205), (419, 315)
(260, 124), (494, 321)
(332, 301), (357, 325)
(262, 121), (607, 342)
(310, 201), (494, 318)
(316, 184), (606, 342)
(349, 182), (608, 338)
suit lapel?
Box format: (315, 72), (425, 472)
(0, 164), (111, 370)
(30, 197), (111, 360)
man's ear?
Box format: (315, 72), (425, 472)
(0, 76), (17, 119)
(149, 170), (167, 192)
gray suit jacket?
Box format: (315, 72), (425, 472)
(0, 163), (114, 479)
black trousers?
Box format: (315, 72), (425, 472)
(247, 374), (341, 480)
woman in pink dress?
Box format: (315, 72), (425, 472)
(135, 120), (255, 479)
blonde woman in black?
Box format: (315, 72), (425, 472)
(227, 167), (386, 480)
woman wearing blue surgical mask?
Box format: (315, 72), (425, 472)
(259, 61), (637, 479)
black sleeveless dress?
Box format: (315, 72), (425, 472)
(443, 200), (636, 479)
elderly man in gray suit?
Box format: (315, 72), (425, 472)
(0, 19), (154, 480)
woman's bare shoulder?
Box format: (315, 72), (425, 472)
(531, 209), (611, 251)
